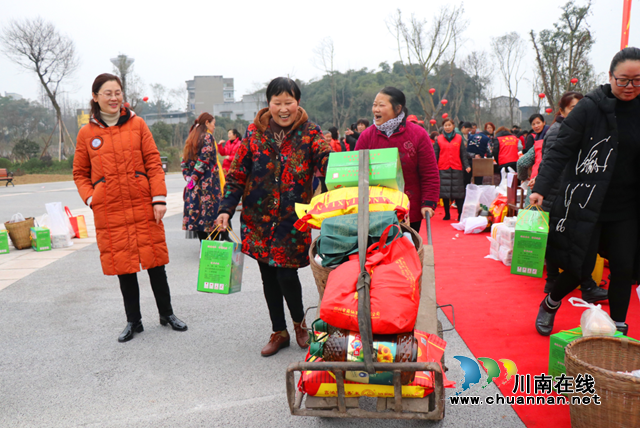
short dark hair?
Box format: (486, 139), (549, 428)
(356, 119), (370, 128)
(378, 87), (407, 116)
(471, 122), (477, 127)
(328, 126), (339, 140)
(610, 47), (640, 73)
(461, 122), (473, 129)
(266, 77), (301, 103)
(528, 114), (545, 125)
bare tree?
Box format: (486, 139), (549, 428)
(530, 0), (596, 110)
(313, 37), (339, 127)
(491, 32), (526, 126)
(150, 83), (168, 117)
(462, 51), (493, 124)
(387, 6), (465, 121)
(1, 17), (79, 160)
(169, 84), (188, 112)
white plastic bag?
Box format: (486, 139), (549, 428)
(460, 184), (482, 221)
(45, 202), (73, 248)
(478, 185), (498, 210)
(464, 217), (488, 234)
(10, 213), (26, 223)
(451, 219), (466, 231)
(497, 167), (516, 197)
(569, 297), (616, 337)
(38, 214), (50, 229)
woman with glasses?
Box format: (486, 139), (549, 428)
(73, 73), (187, 343)
(531, 47), (640, 337)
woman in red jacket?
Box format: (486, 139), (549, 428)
(355, 87), (440, 231)
(218, 129), (242, 173)
(434, 118), (471, 221)
(74, 73), (187, 343)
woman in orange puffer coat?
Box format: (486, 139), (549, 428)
(73, 73), (187, 343)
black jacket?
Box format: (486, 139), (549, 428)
(345, 132), (360, 151)
(539, 118), (563, 212)
(533, 84), (632, 276)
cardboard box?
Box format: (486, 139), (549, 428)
(0, 229), (9, 254)
(325, 148), (405, 192)
(30, 227), (51, 252)
(549, 327), (638, 381)
(197, 238), (244, 294)
(510, 210), (549, 278)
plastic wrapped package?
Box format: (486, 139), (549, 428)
(464, 217), (488, 234)
(569, 298), (616, 337)
(503, 217), (517, 228)
(496, 224), (515, 248)
(489, 237), (500, 259)
(499, 245), (512, 266)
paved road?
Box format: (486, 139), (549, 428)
(0, 175), (525, 427)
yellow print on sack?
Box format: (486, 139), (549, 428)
(394, 258), (417, 301)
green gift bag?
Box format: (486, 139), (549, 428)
(316, 211), (401, 267)
(511, 207), (549, 278)
(197, 227), (244, 294)
(0, 229), (9, 255)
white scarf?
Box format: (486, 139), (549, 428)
(375, 112), (405, 137)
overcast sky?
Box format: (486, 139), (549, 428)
(1, 0), (637, 113)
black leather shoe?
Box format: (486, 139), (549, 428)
(160, 314), (188, 331)
(616, 323), (629, 336)
(581, 286), (608, 304)
(536, 297), (561, 336)
(118, 320), (143, 343)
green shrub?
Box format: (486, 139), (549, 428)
(0, 158), (12, 169)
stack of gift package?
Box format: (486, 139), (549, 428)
(293, 148), (454, 399)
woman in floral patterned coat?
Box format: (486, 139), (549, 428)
(182, 113), (223, 241)
(216, 77), (331, 357)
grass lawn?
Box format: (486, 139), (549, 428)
(10, 174), (74, 185)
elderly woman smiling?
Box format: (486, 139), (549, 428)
(355, 86), (440, 231)
(215, 77), (332, 357)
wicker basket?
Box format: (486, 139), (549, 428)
(4, 217), (35, 250)
(565, 336), (640, 428)
(309, 224), (424, 299)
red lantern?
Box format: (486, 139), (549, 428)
(441, 99), (448, 106)
(429, 88), (436, 95)
(571, 78), (579, 85)
(545, 107), (553, 114)
(124, 102), (130, 108)
(429, 119), (437, 125)
(143, 96), (149, 102)
(442, 113), (448, 119)
(538, 93), (546, 99)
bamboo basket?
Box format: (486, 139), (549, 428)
(309, 223), (424, 300)
(565, 336), (640, 428)
(4, 217), (35, 250)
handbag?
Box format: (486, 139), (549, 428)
(320, 224), (422, 334)
(65, 206), (88, 239)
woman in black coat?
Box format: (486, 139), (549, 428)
(530, 48), (640, 336)
(433, 118), (470, 221)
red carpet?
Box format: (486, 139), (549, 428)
(423, 208), (640, 428)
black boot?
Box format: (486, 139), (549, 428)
(118, 320), (143, 343)
(616, 323), (629, 336)
(160, 314), (188, 331)
(581, 285), (608, 304)
(536, 296), (561, 336)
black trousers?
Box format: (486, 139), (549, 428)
(546, 258), (597, 290)
(410, 221), (422, 233)
(549, 218), (638, 322)
(258, 261), (305, 332)
(442, 198), (464, 219)
(118, 265), (173, 322)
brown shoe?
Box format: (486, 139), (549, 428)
(261, 331), (290, 357)
(293, 320), (310, 349)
